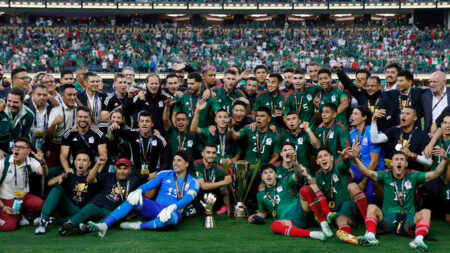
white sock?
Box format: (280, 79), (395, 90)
(415, 235), (424, 242)
(366, 232), (375, 239)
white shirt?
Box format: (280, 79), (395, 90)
(432, 87), (448, 123)
(0, 156), (41, 199)
(31, 101), (48, 138)
(48, 100), (76, 144)
(383, 83), (397, 91)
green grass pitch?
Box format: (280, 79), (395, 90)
(1, 215), (449, 253)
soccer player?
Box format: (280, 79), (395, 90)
(189, 145), (232, 216)
(248, 164), (327, 241)
(352, 150), (448, 252)
(281, 113), (320, 167)
(371, 106), (431, 171)
(88, 150), (200, 237)
(306, 62), (320, 87)
(100, 73), (132, 128)
(314, 103), (350, 159)
(191, 100), (238, 164)
(35, 151), (96, 234)
(349, 106), (385, 204)
(212, 69), (246, 114)
(241, 77), (258, 108)
(315, 68), (349, 128)
(284, 70), (322, 129)
(58, 157), (140, 236)
(314, 147), (369, 244)
(253, 65), (268, 91)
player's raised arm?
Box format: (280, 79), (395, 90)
(350, 145), (378, 182)
(425, 146), (449, 182)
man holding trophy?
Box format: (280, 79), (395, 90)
(247, 163), (328, 241)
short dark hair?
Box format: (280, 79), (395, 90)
(368, 76), (381, 85)
(232, 100), (247, 109)
(256, 107), (272, 117)
(261, 164), (276, 174)
(323, 103), (337, 112)
(254, 65), (268, 73)
(355, 69), (371, 79)
(146, 74), (160, 83)
(14, 137), (32, 148)
(174, 150), (194, 169)
(77, 106), (91, 116)
(316, 147), (331, 156)
(228, 65), (242, 75)
(386, 63), (401, 72)
(32, 84), (48, 94)
(285, 111), (299, 117)
(284, 68), (294, 74)
(392, 151), (407, 160)
(268, 73), (283, 83)
(187, 72), (203, 83)
(225, 69), (237, 76)
(398, 70), (414, 81)
(307, 62), (320, 69)
(165, 73), (178, 80)
(114, 73), (126, 82)
(246, 77), (258, 83)
(8, 87), (25, 101)
(11, 67), (26, 79)
(203, 144), (217, 151)
(138, 110), (153, 121)
(293, 70), (305, 76)
(175, 111), (188, 118)
(215, 109), (228, 115)
(83, 72), (98, 82)
(60, 70), (73, 77)
(75, 150), (91, 160)
(60, 84), (76, 93)
(281, 141), (296, 150)
(318, 68), (332, 77)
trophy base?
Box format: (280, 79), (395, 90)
(204, 215), (215, 228)
(232, 202), (249, 219)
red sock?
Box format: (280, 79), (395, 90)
(300, 186), (325, 222)
(339, 225), (352, 234)
(352, 192), (368, 220)
(365, 217), (378, 234)
(271, 221), (310, 238)
(314, 189), (331, 215)
(415, 220), (430, 238)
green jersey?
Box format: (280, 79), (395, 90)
(237, 127), (281, 166)
(316, 158), (352, 205)
(314, 122), (350, 159)
(430, 137), (450, 173)
(192, 159), (226, 188)
(198, 128), (239, 163)
(257, 176), (298, 219)
(318, 88), (349, 128)
(280, 129), (312, 167)
(283, 85), (322, 129)
(376, 171), (426, 215)
(213, 87), (246, 114)
(173, 91), (221, 128)
(253, 90), (286, 132)
(166, 126), (197, 160)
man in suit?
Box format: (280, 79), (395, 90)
(376, 70), (423, 131)
(76, 72), (107, 130)
(422, 71), (449, 134)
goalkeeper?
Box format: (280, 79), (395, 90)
(88, 150), (200, 237)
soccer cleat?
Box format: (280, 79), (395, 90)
(35, 220), (48, 235)
(18, 215), (30, 226)
(357, 236), (379, 247)
(120, 221), (142, 230)
(320, 221), (333, 238)
(58, 221), (80, 236)
(409, 240), (428, 252)
(34, 217), (54, 226)
(310, 231), (327, 242)
(336, 230), (358, 245)
(88, 221), (108, 238)
(326, 212), (337, 224)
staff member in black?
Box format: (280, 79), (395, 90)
(109, 110), (169, 181)
(60, 106), (108, 174)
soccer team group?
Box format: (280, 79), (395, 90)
(0, 62), (448, 252)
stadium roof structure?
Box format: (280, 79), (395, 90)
(0, 1), (449, 15)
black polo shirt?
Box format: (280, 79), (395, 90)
(103, 92), (133, 126)
(61, 128), (107, 163)
(129, 90), (168, 135)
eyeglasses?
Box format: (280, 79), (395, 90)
(13, 145), (29, 151)
(15, 76), (31, 82)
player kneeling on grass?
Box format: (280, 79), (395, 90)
(58, 157), (140, 236)
(35, 151), (97, 234)
(248, 164), (328, 241)
(89, 150), (200, 237)
(352, 149), (448, 252)
(314, 147), (369, 245)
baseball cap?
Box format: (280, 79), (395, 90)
(115, 158), (131, 167)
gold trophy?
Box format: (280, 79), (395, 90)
(201, 193), (217, 228)
(227, 160), (259, 218)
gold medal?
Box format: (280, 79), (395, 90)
(328, 201), (335, 209)
(272, 210), (277, 218)
(36, 130), (44, 137)
(370, 106), (375, 113)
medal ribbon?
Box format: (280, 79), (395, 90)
(173, 173), (188, 200)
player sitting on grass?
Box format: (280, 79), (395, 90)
(88, 150), (200, 237)
(352, 148), (448, 252)
(248, 163), (329, 241)
(314, 147), (369, 244)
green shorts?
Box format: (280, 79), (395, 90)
(378, 212), (416, 235)
(335, 200), (362, 224)
(282, 202), (312, 229)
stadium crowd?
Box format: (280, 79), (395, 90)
(1, 19), (448, 74)
(0, 54), (449, 252)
